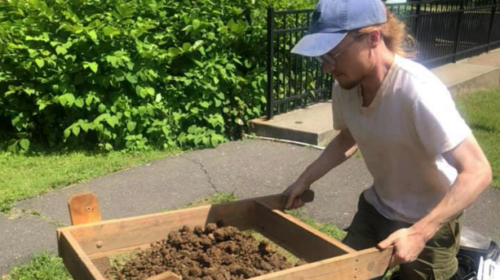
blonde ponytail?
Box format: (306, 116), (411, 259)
(354, 8), (416, 58)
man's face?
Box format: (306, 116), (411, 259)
(321, 33), (371, 90)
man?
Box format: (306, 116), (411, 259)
(283, 0), (492, 279)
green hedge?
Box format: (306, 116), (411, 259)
(0, 0), (314, 151)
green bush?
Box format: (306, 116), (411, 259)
(0, 0), (315, 152)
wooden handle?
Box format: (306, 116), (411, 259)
(297, 189), (315, 203)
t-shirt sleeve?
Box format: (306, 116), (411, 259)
(332, 86), (347, 130)
(412, 86), (471, 157)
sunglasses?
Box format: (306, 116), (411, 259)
(315, 34), (368, 66)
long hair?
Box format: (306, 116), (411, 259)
(353, 8), (416, 59)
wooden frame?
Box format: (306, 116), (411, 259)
(57, 192), (393, 280)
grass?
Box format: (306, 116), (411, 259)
(0, 147), (181, 212)
(185, 192), (238, 207)
(455, 87), (500, 189)
(3, 253), (72, 280)
(161, 191), (238, 212)
(286, 209), (347, 241)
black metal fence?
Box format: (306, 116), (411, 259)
(266, 0), (500, 119)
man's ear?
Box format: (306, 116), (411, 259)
(368, 30), (382, 49)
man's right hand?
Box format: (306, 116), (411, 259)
(281, 129), (357, 210)
(283, 180), (311, 210)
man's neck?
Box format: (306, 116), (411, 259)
(360, 50), (395, 107)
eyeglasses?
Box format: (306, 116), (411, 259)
(315, 34), (368, 66)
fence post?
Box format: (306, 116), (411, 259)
(487, 0), (498, 52)
(453, 0), (465, 63)
(412, 1), (421, 38)
(266, 6), (275, 120)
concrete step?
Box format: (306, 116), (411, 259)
(248, 101), (339, 147)
(432, 60), (500, 97)
(249, 50), (500, 147)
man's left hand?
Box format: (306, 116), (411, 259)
(377, 227), (427, 268)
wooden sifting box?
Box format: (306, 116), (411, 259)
(57, 191), (393, 280)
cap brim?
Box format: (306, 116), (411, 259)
(291, 32), (348, 57)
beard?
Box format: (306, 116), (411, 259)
(336, 75), (362, 90)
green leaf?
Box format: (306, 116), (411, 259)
(145, 87), (155, 96)
(126, 73), (138, 84)
(94, 113), (110, 124)
(199, 46), (206, 56)
(106, 116), (119, 128)
(75, 98), (84, 108)
(138, 106), (146, 115)
(207, 32), (216, 40)
(20, 139), (30, 151)
(127, 62), (135, 71)
(106, 56), (120, 68)
(90, 63), (98, 73)
(228, 19), (245, 34)
(84, 62), (98, 73)
(23, 88), (36, 95)
(136, 86), (147, 98)
(168, 47), (180, 57)
(192, 19), (200, 30)
(98, 104), (106, 113)
(56, 46), (67, 55)
(81, 123), (91, 132)
(192, 40), (203, 50)
(155, 94), (162, 102)
(182, 42), (192, 52)
(190, 107), (199, 114)
(59, 93), (75, 107)
(211, 134), (225, 147)
(87, 30), (98, 41)
(72, 126), (80, 136)
(103, 26), (120, 37)
(7, 140), (19, 153)
(64, 129), (71, 139)
(127, 121), (137, 132)
(39, 102), (48, 110)
(188, 125), (198, 134)
(219, 68), (227, 78)
(193, 59), (204, 68)
(200, 101), (210, 108)
(35, 59), (44, 68)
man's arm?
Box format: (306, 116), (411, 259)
(285, 128), (358, 209)
(378, 134), (492, 266)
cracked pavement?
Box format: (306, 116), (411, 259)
(2, 139), (500, 276)
(179, 154), (220, 193)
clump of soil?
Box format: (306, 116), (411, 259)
(109, 222), (307, 280)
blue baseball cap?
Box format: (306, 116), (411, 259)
(291, 0), (387, 57)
